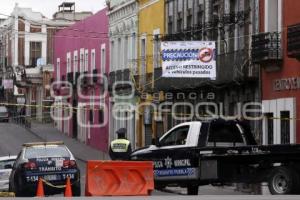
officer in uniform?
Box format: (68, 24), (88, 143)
(109, 128), (132, 160)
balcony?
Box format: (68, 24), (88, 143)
(288, 23), (300, 58)
(108, 69), (133, 93)
(252, 32), (282, 64)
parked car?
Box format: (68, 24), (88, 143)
(131, 119), (300, 195)
(0, 106), (9, 122)
(9, 141), (81, 197)
(0, 155), (17, 191)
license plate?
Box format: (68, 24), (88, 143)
(43, 175), (61, 181)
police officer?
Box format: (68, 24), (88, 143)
(109, 128), (132, 160)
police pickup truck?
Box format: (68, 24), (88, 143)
(131, 119), (300, 195)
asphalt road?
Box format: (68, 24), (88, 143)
(0, 122), (251, 197)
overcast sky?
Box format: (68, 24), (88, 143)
(0, 0), (107, 19)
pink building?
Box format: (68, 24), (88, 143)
(53, 8), (109, 152)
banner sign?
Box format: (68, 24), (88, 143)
(161, 41), (216, 78)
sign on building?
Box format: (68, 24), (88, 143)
(161, 41), (216, 78)
(3, 79), (14, 89)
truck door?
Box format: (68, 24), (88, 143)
(150, 125), (199, 181)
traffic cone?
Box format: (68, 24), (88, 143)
(64, 176), (72, 197)
(36, 178), (45, 197)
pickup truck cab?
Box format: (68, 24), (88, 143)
(131, 119), (300, 195)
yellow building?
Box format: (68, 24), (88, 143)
(137, 0), (165, 147)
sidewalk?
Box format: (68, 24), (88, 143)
(27, 122), (109, 162)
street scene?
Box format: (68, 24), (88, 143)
(0, 0), (300, 198)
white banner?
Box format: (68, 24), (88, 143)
(161, 41), (216, 78)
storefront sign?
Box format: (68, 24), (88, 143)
(273, 77), (300, 91)
(161, 41), (216, 78)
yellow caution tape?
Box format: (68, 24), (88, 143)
(41, 178), (80, 189)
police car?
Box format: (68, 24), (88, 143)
(9, 142), (80, 197)
(0, 155), (17, 191)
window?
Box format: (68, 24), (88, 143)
(84, 49), (89, 72)
(197, 9), (203, 26)
(160, 126), (189, 146)
(177, 17), (183, 32)
(187, 14), (193, 30)
(110, 41), (114, 71)
(101, 44), (106, 74)
(118, 38), (122, 69)
(124, 36), (128, 69)
(89, 109), (94, 124)
(168, 21), (173, 34)
(265, 113), (274, 144)
(140, 37), (146, 84)
(281, 111), (290, 144)
(153, 35), (160, 68)
(66, 52), (71, 73)
(187, 0), (193, 9)
(56, 58), (60, 81)
(73, 51), (78, 78)
(98, 109), (104, 124)
(168, 1), (174, 16)
(208, 121), (245, 146)
(91, 49), (96, 70)
(80, 49), (84, 72)
(132, 34), (136, 69)
(178, 0), (183, 12)
(265, 0), (280, 32)
(29, 42), (41, 67)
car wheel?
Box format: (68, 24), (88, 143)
(268, 167), (300, 195)
(187, 185), (198, 195)
(72, 182), (81, 196)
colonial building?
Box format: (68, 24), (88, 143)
(153, 0), (261, 141)
(0, 3), (92, 122)
(137, 0), (165, 146)
(107, 0), (139, 149)
(258, 0), (300, 145)
(54, 8), (110, 152)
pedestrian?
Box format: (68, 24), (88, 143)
(109, 128), (132, 160)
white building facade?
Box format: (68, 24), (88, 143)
(107, 0), (139, 148)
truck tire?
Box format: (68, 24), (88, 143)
(187, 185), (198, 195)
(268, 167), (300, 195)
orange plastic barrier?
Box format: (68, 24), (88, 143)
(85, 161), (154, 196)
